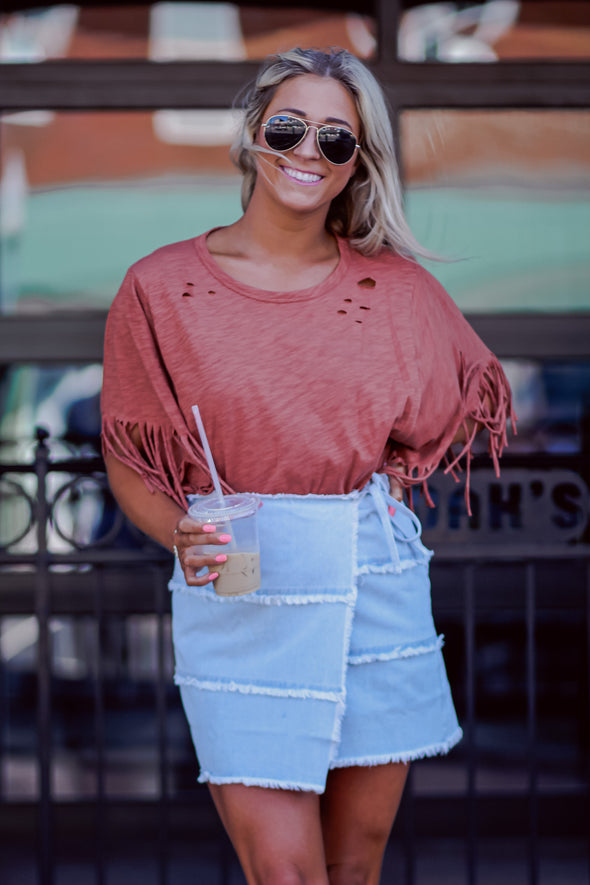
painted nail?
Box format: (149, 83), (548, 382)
(208, 572), (219, 581)
(215, 554), (228, 563)
(218, 534), (232, 543)
(203, 524), (217, 533)
(388, 505), (396, 516)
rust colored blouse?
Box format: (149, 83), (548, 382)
(101, 232), (515, 510)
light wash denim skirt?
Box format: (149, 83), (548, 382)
(169, 473), (462, 793)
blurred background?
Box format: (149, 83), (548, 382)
(0, 2), (589, 883)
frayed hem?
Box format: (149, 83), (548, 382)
(328, 499), (359, 761)
(348, 634), (444, 665)
(169, 582), (353, 605)
(329, 727), (463, 769)
(355, 559), (428, 577)
(255, 490), (362, 502)
(198, 772), (324, 793)
(175, 673), (343, 702)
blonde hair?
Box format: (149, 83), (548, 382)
(231, 47), (436, 260)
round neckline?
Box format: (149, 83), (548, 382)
(193, 228), (351, 303)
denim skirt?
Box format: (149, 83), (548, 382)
(169, 473), (462, 793)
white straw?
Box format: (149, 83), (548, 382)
(192, 404), (224, 506)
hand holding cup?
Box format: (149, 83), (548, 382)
(173, 514), (232, 587)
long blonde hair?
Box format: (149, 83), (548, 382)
(231, 47), (436, 260)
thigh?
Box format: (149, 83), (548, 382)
(209, 782), (328, 885)
(320, 763), (409, 885)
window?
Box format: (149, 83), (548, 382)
(401, 109), (590, 312)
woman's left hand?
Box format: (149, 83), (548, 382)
(388, 475), (404, 502)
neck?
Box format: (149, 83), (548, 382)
(233, 190), (335, 260)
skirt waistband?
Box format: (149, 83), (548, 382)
(186, 473), (429, 580)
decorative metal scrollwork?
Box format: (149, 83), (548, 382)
(1, 429), (161, 554)
(0, 476), (35, 549)
(50, 472), (127, 550)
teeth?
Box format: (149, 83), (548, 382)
(282, 167), (322, 183)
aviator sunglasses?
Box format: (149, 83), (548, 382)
(262, 114), (360, 166)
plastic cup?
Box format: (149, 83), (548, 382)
(188, 494), (261, 597)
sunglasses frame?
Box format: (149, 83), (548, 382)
(261, 114), (360, 166)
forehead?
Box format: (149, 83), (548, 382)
(265, 74), (360, 131)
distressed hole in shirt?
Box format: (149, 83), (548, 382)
(358, 277), (376, 288)
(337, 310), (347, 315)
(208, 290), (216, 295)
(344, 298), (353, 303)
(186, 282), (194, 286)
(355, 320), (363, 324)
(182, 291), (192, 297)
(359, 305), (370, 310)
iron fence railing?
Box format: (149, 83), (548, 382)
(1, 430), (589, 884)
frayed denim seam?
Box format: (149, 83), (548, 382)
(347, 635), (444, 665)
(329, 726), (464, 769)
(255, 490), (363, 502)
(168, 583), (354, 605)
(188, 490), (364, 506)
(328, 497), (359, 761)
(175, 674), (343, 702)
(355, 560), (426, 577)
(197, 772), (325, 793)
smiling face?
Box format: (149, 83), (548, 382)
(251, 74), (361, 221)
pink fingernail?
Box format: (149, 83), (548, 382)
(203, 524), (216, 533)
(388, 505), (396, 516)
(215, 554), (228, 563)
(219, 534), (232, 543)
(208, 572), (219, 581)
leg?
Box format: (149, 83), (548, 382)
(209, 782), (329, 885)
(320, 763), (409, 885)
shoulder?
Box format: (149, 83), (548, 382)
(127, 236), (200, 287)
(342, 241), (422, 299)
(110, 235), (204, 326)
(342, 242), (460, 309)
(409, 263), (467, 324)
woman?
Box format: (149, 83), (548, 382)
(102, 48), (514, 885)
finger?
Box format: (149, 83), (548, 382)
(177, 514), (217, 534)
(184, 568), (219, 587)
(175, 518), (232, 546)
(388, 477), (404, 502)
(178, 530), (233, 549)
(184, 551), (228, 570)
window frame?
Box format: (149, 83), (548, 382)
(0, 0), (589, 361)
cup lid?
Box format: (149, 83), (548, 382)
(188, 493), (259, 522)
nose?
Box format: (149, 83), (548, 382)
(292, 124), (321, 160)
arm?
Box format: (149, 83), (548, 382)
(105, 451), (184, 552)
(450, 417), (476, 446)
(105, 442), (231, 586)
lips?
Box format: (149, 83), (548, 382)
(281, 165), (324, 184)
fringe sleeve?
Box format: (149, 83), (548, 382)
(101, 268), (232, 509)
(383, 266), (516, 514)
(101, 417), (233, 510)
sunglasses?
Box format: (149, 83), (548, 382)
(261, 114), (360, 166)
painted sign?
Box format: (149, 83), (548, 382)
(415, 469), (589, 546)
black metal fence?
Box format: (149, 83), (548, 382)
(1, 430), (589, 884)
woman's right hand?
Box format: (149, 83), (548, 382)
(173, 515), (232, 586)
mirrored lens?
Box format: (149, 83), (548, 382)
(263, 115), (357, 165)
(317, 127), (357, 164)
(264, 115), (306, 151)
